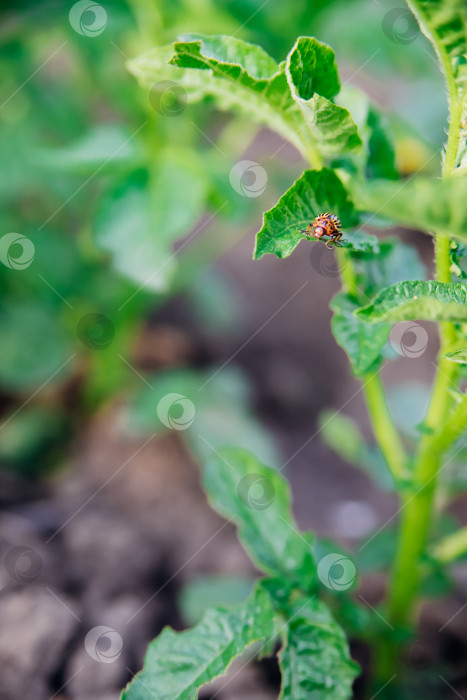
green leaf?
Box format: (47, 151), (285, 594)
(121, 583), (279, 700)
(170, 32), (279, 78)
(330, 293), (390, 375)
(254, 169), (371, 260)
(387, 382), (431, 439)
(94, 153), (207, 291)
(286, 36), (340, 100)
(0, 405), (65, 468)
(351, 237), (426, 300)
(366, 107), (399, 180)
(334, 86), (398, 180)
(129, 35), (362, 161)
(95, 183), (175, 291)
(179, 575), (254, 626)
(408, 0), (466, 175)
(203, 447), (317, 590)
(354, 175), (467, 244)
(38, 124), (142, 175)
(446, 348), (467, 363)
(148, 150), (208, 241)
(356, 280), (467, 323)
(125, 367), (280, 468)
(286, 37), (362, 156)
(278, 596), (359, 700)
(297, 95), (363, 158)
(128, 36), (305, 155)
(286, 42), (362, 157)
(0, 301), (74, 391)
(449, 241), (467, 278)
(318, 411), (393, 490)
(408, 0), (467, 93)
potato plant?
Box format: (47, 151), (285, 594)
(122, 1), (467, 698)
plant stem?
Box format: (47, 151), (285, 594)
(433, 525), (467, 564)
(387, 71), (464, 628)
(387, 374), (463, 625)
(362, 373), (408, 482)
(335, 248), (358, 298)
(334, 247), (408, 483)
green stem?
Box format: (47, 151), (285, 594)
(335, 248), (358, 298)
(433, 525), (467, 564)
(362, 373), (408, 482)
(334, 247), (408, 483)
(303, 142), (323, 170)
(388, 373), (464, 625)
(387, 68), (464, 629)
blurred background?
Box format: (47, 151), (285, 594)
(0, 1), (458, 699)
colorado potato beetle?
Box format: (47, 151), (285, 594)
(300, 213), (344, 249)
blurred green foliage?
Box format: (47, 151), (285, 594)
(0, 0), (448, 475)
